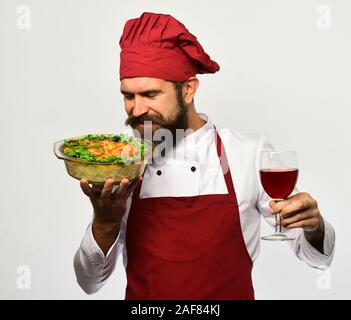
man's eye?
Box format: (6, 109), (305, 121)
(124, 95), (134, 100)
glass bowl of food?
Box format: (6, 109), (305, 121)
(53, 133), (154, 185)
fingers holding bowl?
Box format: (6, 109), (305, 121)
(80, 179), (93, 197)
(80, 178), (108, 198)
(80, 176), (142, 200)
(112, 177), (143, 199)
(100, 178), (117, 199)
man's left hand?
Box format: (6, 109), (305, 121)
(269, 192), (322, 231)
(270, 192), (325, 253)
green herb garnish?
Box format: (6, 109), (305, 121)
(63, 134), (147, 163)
(80, 134), (110, 141)
(64, 139), (80, 147)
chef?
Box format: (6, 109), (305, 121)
(74, 12), (335, 299)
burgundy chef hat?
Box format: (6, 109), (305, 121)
(119, 12), (220, 81)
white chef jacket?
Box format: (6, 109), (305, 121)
(73, 113), (335, 294)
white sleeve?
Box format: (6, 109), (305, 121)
(73, 197), (131, 294)
(256, 133), (336, 270)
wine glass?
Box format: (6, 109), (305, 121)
(260, 151), (299, 241)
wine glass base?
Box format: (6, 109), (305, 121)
(261, 232), (295, 241)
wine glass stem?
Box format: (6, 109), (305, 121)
(274, 199), (284, 234)
(275, 213), (281, 233)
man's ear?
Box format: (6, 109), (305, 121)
(183, 77), (199, 104)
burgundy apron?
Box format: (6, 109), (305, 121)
(125, 130), (254, 299)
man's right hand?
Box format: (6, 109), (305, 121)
(80, 176), (142, 255)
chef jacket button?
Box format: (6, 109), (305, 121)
(156, 170), (162, 176)
(191, 166), (196, 172)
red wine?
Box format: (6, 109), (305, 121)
(260, 168), (299, 199)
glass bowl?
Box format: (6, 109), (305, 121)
(53, 134), (154, 185)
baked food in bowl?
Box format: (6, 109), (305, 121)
(53, 133), (153, 184)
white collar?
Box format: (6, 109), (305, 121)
(176, 113), (215, 149)
(124, 113), (216, 163)
(166, 113), (215, 163)
(181, 113), (214, 143)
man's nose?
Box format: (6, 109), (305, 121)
(132, 97), (148, 118)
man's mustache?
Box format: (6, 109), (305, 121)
(125, 114), (165, 128)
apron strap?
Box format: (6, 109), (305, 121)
(214, 126), (236, 196)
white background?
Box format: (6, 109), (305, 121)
(0, 0), (349, 299)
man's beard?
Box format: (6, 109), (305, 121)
(125, 101), (188, 148)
